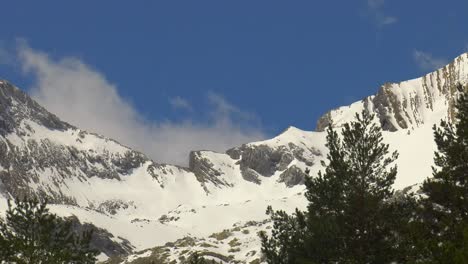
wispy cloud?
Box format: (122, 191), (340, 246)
(0, 42), (13, 65)
(366, 0), (397, 27)
(413, 50), (448, 71)
(169, 96), (193, 112)
(15, 42), (266, 165)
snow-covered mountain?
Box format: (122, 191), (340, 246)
(0, 52), (467, 263)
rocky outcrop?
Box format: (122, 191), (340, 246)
(0, 81), (158, 204)
(278, 165), (307, 187)
(0, 51), (466, 264)
(236, 145), (292, 177)
(67, 215), (134, 258)
(239, 167), (262, 184)
(107, 220), (270, 264)
(189, 151), (232, 191)
(315, 112), (333, 132)
(316, 53), (468, 132)
(225, 141), (319, 187)
(95, 199), (137, 215)
(0, 135), (153, 204)
(0, 81), (71, 135)
(187, 139), (320, 188)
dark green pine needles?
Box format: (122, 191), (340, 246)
(416, 84), (468, 263)
(261, 111), (412, 264)
(0, 197), (98, 264)
(261, 84), (468, 263)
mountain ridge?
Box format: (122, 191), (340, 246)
(0, 52), (467, 263)
(316, 52), (468, 132)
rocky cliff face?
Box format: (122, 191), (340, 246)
(189, 151), (232, 191)
(185, 126), (324, 195)
(0, 81), (171, 205)
(316, 53), (468, 132)
(0, 81), (71, 135)
(0, 79), (318, 211)
(226, 138), (320, 185)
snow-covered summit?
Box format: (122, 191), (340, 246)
(317, 52), (468, 132)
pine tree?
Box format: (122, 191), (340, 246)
(0, 197), (98, 263)
(261, 111), (412, 263)
(259, 206), (307, 264)
(418, 84), (468, 263)
(306, 111), (407, 263)
(187, 252), (222, 264)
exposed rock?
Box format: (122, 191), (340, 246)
(0, 135), (155, 204)
(0, 53), (466, 263)
(67, 215), (134, 258)
(226, 143), (317, 184)
(240, 167), (261, 184)
(112, 151), (146, 175)
(0, 81), (164, 205)
(225, 147), (241, 160)
(158, 214), (180, 224)
(278, 165), (307, 187)
(189, 151), (231, 191)
(288, 143), (319, 166)
(237, 145), (283, 177)
(96, 199), (136, 215)
(316, 112), (332, 132)
(316, 53), (468, 132)
(0, 81), (71, 135)
(113, 220), (270, 264)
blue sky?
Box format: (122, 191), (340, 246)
(0, 1), (467, 164)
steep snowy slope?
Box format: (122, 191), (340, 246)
(0, 80), (324, 259)
(0, 80), (204, 208)
(0, 52), (467, 263)
(118, 52), (468, 263)
(317, 53), (468, 131)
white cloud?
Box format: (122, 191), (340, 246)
(366, 0), (398, 27)
(413, 50), (449, 71)
(169, 96), (192, 112)
(206, 92), (258, 123)
(16, 42), (266, 165)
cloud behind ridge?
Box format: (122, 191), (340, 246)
(16, 43), (266, 166)
(413, 50), (449, 71)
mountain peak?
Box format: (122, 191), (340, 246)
(280, 126), (301, 135)
(316, 52), (468, 132)
(1, 51), (467, 262)
(0, 80), (19, 94)
(0, 80), (71, 135)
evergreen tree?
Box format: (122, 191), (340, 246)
(187, 252), (222, 264)
(418, 84), (468, 263)
(259, 206), (307, 264)
(305, 111), (407, 263)
(261, 111), (412, 263)
(0, 197), (98, 263)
